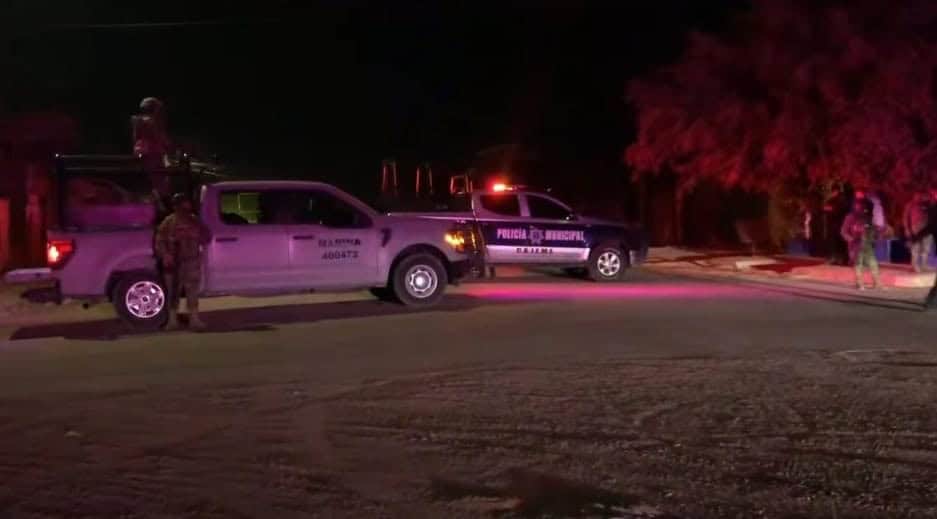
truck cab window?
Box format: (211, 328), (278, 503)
(527, 195), (572, 220)
(220, 191), (265, 224)
(296, 191), (372, 228)
(479, 194), (521, 216)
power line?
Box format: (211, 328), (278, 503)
(43, 19), (291, 30)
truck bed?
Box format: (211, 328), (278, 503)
(49, 227), (157, 297)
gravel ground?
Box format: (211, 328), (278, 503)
(2, 350), (937, 518)
(2, 269), (937, 518)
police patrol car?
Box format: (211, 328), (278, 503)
(393, 183), (648, 281)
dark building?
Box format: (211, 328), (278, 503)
(0, 112), (77, 267)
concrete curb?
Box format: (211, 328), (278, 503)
(647, 250), (936, 289)
(643, 264), (926, 308)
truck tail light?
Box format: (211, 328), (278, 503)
(47, 239), (75, 269)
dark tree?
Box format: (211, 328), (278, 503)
(627, 0), (937, 240)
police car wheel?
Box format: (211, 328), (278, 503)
(113, 272), (169, 330)
(391, 253), (446, 306)
(588, 243), (626, 282)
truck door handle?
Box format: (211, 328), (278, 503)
(215, 236), (239, 243)
(292, 235), (316, 240)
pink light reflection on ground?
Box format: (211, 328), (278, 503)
(464, 282), (773, 301)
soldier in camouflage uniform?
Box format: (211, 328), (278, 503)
(132, 97), (173, 200)
(841, 198), (883, 290)
(156, 193), (211, 330)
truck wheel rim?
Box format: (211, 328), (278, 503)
(125, 281), (166, 319)
(405, 265), (438, 299)
(597, 251), (621, 277)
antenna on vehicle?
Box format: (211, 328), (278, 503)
(380, 159), (398, 196)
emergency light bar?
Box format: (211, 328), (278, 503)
(491, 183), (527, 192)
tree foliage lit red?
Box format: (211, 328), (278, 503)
(626, 0), (937, 202)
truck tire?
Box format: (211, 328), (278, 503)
(390, 253), (447, 306)
(112, 272), (169, 331)
(587, 242), (626, 282)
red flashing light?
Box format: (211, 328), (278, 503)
(492, 183), (510, 192)
(47, 239), (75, 269)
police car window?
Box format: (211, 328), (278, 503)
(479, 194), (521, 216)
(294, 191), (371, 229)
(527, 195), (571, 220)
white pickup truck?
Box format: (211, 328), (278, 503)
(12, 180), (480, 329)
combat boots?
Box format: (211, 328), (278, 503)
(188, 308), (206, 331)
(165, 309), (180, 331)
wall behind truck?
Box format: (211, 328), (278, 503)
(0, 157), (31, 268)
(0, 158), (54, 269)
(0, 112), (76, 269)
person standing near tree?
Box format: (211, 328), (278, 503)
(912, 189), (937, 308)
(867, 190), (886, 229)
(904, 192), (932, 273)
(842, 197), (883, 290)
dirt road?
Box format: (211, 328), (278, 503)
(1, 270), (936, 518)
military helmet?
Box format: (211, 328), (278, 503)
(140, 97), (163, 115)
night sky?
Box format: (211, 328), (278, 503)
(2, 1), (746, 198)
